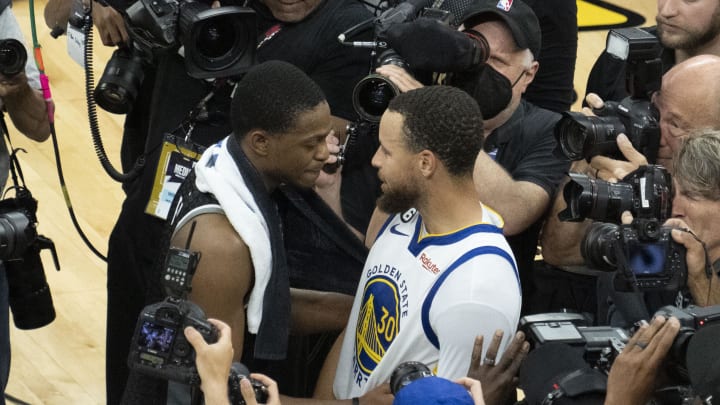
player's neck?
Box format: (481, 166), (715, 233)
(419, 179), (484, 235)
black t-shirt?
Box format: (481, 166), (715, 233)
(252, 0), (371, 121)
(584, 27), (675, 104)
(483, 99), (570, 305)
(523, 0), (579, 113)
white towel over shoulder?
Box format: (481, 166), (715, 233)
(192, 136), (271, 334)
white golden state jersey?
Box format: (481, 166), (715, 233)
(333, 206), (521, 399)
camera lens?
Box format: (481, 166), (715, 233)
(353, 74), (399, 122)
(0, 38), (28, 77)
(581, 222), (620, 271)
(94, 47), (146, 114)
(554, 112), (626, 161)
(559, 173), (635, 222)
(389, 361), (433, 395)
(180, 5), (256, 79)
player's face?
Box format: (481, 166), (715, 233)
(656, 0), (720, 51)
(268, 102), (332, 189)
(372, 111), (422, 213)
(261, 0), (323, 22)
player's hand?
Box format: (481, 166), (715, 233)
(467, 330), (529, 405)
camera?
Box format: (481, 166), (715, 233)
(349, 0), (453, 122)
(94, 0), (257, 114)
(128, 296), (218, 385)
(353, 49), (409, 122)
(581, 220), (687, 292)
(1, 187), (60, 330)
(559, 165), (685, 292)
(559, 164), (672, 224)
(520, 312), (629, 373)
(129, 244), (218, 384)
(554, 27), (662, 162)
(0, 38), (27, 77)
(227, 362), (268, 405)
(389, 361), (433, 395)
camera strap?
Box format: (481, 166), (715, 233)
(0, 112), (28, 196)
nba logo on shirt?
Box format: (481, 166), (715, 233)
(496, 0), (513, 11)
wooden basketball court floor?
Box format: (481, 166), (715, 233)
(5, 0), (657, 403)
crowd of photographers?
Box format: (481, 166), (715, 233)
(2, 0), (720, 404)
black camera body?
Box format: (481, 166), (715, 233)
(555, 97), (660, 163)
(350, 0), (451, 122)
(94, 0), (257, 114)
(0, 187), (60, 330)
(520, 312), (630, 373)
(129, 243), (217, 384)
(389, 361), (433, 395)
(554, 27), (662, 162)
(0, 38), (28, 77)
(558, 164), (686, 292)
(559, 164), (672, 224)
(128, 296), (218, 385)
(227, 362), (269, 405)
(582, 220), (687, 292)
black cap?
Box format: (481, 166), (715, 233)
(460, 0), (541, 58)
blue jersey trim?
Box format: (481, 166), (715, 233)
(375, 213), (397, 241)
(408, 222), (505, 256)
(420, 246), (519, 350)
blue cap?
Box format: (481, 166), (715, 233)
(393, 376), (474, 405)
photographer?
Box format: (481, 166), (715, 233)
(0, 2), (52, 401)
(665, 130), (720, 307)
(541, 55), (720, 268)
(373, 0), (570, 316)
(585, 0), (720, 105)
(185, 319), (282, 405)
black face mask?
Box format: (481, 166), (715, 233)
(447, 64), (513, 121)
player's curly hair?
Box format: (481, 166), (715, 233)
(388, 85), (484, 176)
(231, 61), (326, 137)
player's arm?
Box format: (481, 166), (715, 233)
(174, 213), (252, 362)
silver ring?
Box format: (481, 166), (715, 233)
(635, 341), (648, 350)
(483, 357), (496, 366)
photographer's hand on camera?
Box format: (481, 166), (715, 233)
(604, 316), (680, 405)
(666, 218), (720, 307)
(467, 330), (529, 405)
(91, 1), (128, 46)
(185, 318), (233, 405)
(243, 373), (281, 405)
(374, 65), (424, 93)
(0, 72), (50, 142)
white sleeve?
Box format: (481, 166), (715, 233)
(0, 8), (42, 89)
(428, 253), (521, 380)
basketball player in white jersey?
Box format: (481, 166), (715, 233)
(313, 85), (522, 401)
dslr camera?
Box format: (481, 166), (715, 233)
(554, 27), (662, 162)
(128, 245), (216, 384)
(0, 38), (27, 77)
(522, 305), (720, 391)
(389, 361), (434, 395)
(520, 312), (629, 373)
(94, 0), (257, 114)
(346, 0), (453, 122)
(559, 165), (686, 292)
(1, 186), (60, 330)
(227, 362), (269, 405)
